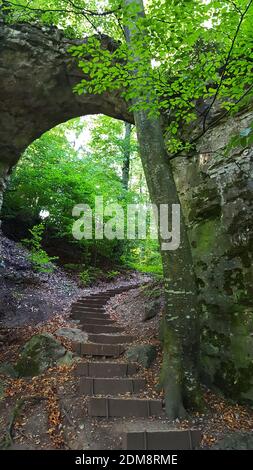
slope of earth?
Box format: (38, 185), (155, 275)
(0, 230), (149, 328)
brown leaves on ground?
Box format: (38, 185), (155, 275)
(1, 315), (78, 449)
(0, 315), (76, 364)
(4, 364), (75, 448)
(202, 390), (253, 445)
(179, 389), (253, 447)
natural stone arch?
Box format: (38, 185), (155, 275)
(0, 21), (133, 210)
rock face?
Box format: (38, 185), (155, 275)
(143, 300), (161, 322)
(0, 21), (132, 213)
(55, 327), (88, 344)
(173, 106), (253, 403)
(126, 344), (157, 368)
(212, 432), (253, 450)
(15, 333), (72, 377)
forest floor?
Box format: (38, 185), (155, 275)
(1, 287), (253, 450)
(1, 231), (253, 450)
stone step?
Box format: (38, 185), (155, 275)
(71, 313), (108, 321)
(74, 302), (107, 308)
(77, 297), (109, 302)
(81, 324), (125, 334)
(75, 342), (125, 357)
(81, 296), (111, 301)
(71, 312), (109, 319)
(123, 430), (202, 450)
(75, 362), (139, 378)
(72, 313), (113, 320)
(80, 294), (111, 297)
(88, 398), (163, 417)
(71, 308), (106, 315)
(74, 318), (116, 325)
(80, 377), (145, 395)
(71, 305), (105, 312)
(88, 334), (135, 344)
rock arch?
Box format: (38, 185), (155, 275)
(0, 21), (132, 210)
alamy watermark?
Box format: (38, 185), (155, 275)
(72, 196), (181, 251)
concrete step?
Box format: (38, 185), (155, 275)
(88, 334), (134, 344)
(73, 318), (115, 325)
(75, 362), (139, 378)
(123, 430), (202, 450)
(75, 342), (125, 357)
(81, 324), (125, 334)
(80, 377), (146, 395)
(88, 398), (163, 417)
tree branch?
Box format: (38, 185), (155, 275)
(169, 83), (253, 161)
(66, 0), (121, 17)
(7, 0), (85, 16)
(225, 0), (243, 17)
(202, 0), (253, 132)
(7, 0), (121, 18)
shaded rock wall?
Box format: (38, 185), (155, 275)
(0, 21), (132, 213)
(173, 106), (253, 403)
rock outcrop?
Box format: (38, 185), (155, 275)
(0, 21), (132, 212)
(14, 333), (74, 377)
(173, 106), (253, 403)
(126, 344), (157, 368)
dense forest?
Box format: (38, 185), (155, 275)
(0, 0), (253, 456)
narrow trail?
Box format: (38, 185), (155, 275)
(70, 286), (201, 450)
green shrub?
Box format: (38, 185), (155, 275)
(22, 224), (58, 273)
(79, 270), (91, 286)
(106, 270), (120, 280)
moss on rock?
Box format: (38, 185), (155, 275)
(15, 333), (68, 377)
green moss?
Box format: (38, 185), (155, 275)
(214, 361), (253, 400)
(15, 333), (66, 377)
(190, 218), (219, 257)
(201, 313), (253, 403)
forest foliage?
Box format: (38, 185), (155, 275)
(2, 0), (253, 276)
(2, 116), (162, 276)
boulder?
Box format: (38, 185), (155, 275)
(55, 327), (88, 344)
(143, 300), (161, 321)
(0, 362), (18, 378)
(14, 333), (70, 377)
(126, 344), (157, 368)
(212, 432), (253, 450)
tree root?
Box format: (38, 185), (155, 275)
(0, 398), (25, 449)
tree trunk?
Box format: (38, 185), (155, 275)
(123, 0), (202, 418)
(122, 122), (132, 190)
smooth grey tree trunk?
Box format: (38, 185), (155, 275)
(123, 0), (202, 418)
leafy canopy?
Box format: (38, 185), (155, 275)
(4, 1), (253, 153)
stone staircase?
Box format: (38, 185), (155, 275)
(71, 286), (201, 450)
